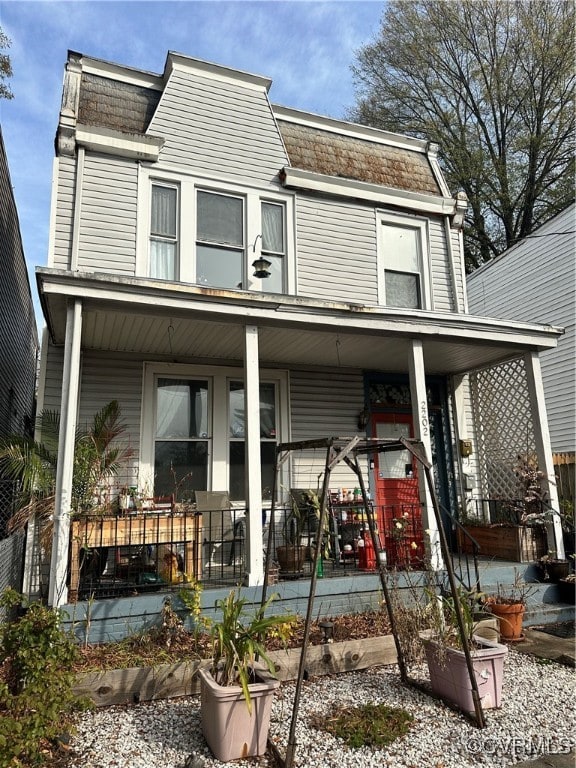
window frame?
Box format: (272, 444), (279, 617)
(376, 211), (431, 310)
(227, 378), (278, 500)
(137, 168), (295, 294)
(149, 181), (180, 281)
(195, 188), (246, 290)
(140, 362), (290, 503)
(260, 199), (287, 294)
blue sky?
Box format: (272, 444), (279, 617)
(0, 0), (385, 326)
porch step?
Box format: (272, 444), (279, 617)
(524, 602), (576, 628)
(450, 557), (575, 627)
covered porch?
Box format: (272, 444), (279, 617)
(35, 270), (564, 607)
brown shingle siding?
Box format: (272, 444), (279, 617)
(278, 121), (440, 196)
(78, 73), (161, 134)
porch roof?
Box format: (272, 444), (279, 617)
(37, 269), (562, 376)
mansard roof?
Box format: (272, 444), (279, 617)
(65, 52), (444, 196)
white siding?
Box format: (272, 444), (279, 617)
(467, 204), (576, 453)
(42, 345), (143, 482)
(78, 352), (143, 480)
(148, 70), (288, 185)
(296, 195), (377, 303)
(78, 155), (138, 274)
(295, 195), (460, 312)
(429, 217), (455, 312)
(40, 343), (65, 414)
(52, 155), (76, 269)
(289, 368), (369, 493)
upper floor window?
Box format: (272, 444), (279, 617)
(378, 213), (430, 310)
(143, 173), (293, 294)
(261, 201), (286, 294)
(197, 191), (245, 289)
(150, 184), (178, 281)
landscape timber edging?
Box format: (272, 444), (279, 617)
(73, 634), (398, 707)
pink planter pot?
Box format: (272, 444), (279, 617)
(422, 635), (508, 714)
(198, 664), (280, 762)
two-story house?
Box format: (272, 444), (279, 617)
(34, 50), (563, 610)
(0, 126), (38, 597)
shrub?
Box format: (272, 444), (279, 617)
(0, 588), (87, 766)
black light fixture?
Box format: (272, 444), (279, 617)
(252, 257), (271, 279)
(357, 406), (369, 431)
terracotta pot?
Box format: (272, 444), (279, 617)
(276, 545), (306, 575)
(489, 602), (525, 641)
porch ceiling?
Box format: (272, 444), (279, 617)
(38, 270), (562, 376)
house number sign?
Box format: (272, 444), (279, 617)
(420, 400), (429, 437)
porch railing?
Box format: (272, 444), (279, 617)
(68, 499), (500, 602)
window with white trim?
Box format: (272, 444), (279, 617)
(150, 183), (178, 281)
(142, 173), (293, 294)
(378, 213), (430, 309)
(141, 364), (288, 502)
(153, 378), (210, 498)
(196, 190), (245, 289)
(229, 380), (277, 500)
(260, 201), (286, 294)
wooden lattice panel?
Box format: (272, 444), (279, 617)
(470, 359), (535, 498)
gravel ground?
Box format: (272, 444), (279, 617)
(64, 650), (575, 768)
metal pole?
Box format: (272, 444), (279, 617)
(352, 453), (409, 683)
(402, 437), (486, 728)
(284, 443), (334, 768)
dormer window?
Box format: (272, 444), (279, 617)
(377, 212), (430, 310)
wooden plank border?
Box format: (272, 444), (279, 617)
(74, 634), (398, 707)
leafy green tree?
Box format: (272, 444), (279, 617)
(0, 27), (13, 100)
(350, 1), (575, 269)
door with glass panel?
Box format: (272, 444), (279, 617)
(153, 378), (210, 499)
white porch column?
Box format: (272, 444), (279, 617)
(524, 351), (564, 558)
(244, 325), (264, 586)
(408, 339), (443, 570)
(49, 299), (83, 607)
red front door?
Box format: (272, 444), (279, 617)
(372, 413), (424, 567)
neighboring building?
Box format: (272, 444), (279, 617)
(467, 203), (575, 457)
(35, 51), (563, 608)
(0, 126), (38, 596)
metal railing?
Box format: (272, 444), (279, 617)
(66, 500), (495, 601)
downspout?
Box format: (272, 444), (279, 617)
(445, 191), (468, 314)
(444, 216), (462, 314)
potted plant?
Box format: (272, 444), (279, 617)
(536, 552), (570, 582)
(420, 587), (508, 715)
(275, 490), (320, 576)
(484, 574), (533, 642)
(197, 588), (295, 762)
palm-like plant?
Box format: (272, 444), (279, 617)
(208, 588), (295, 712)
(0, 400), (133, 534)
